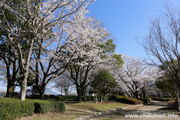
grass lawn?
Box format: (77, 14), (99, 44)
(19, 101), (130, 120)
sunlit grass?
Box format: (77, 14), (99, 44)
(67, 102), (129, 112)
(19, 102), (130, 120)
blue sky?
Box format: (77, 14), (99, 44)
(88, 0), (180, 58)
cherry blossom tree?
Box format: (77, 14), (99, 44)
(0, 0), (94, 100)
(139, 66), (160, 98)
(115, 56), (160, 98)
(28, 6), (96, 98)
(53, 71), (74, 95)
(62, 10), (110, 102)
(0, 0), (20, 97)
(91, 51), (123, 95)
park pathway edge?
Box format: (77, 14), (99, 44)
(73, 104), (143, 120)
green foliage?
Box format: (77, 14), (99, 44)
(51, 101), (66, 112)
(0, 98), (66, 120)
(99, 39), (123, 69)
(111, 54), (123, 69)
(138, 97), (151, 105)
(56, 95), (78, 101)
(105, 95), (127, 100)
(156, 61), (179, 97)
(115, 97), (143, 104)
(151, 97), (173, 101)
(15, 71), (36, 87)
(155, 73), (177, 97)
(28, 95), (53, 99)
(99, 39), (116, 59)
(81, 96), (94, 101)
(33, 100), (65, 113)
(56, 95), (94, 102)
(106, 95), (118, 100)
(91, 69), (117, 98)
(0, 98), (34, 120)
(103, 39), (116, 55)
(33, 100), (52, 113)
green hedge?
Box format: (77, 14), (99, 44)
(0, 98), (34, 120)
(33, 100), (65, 113)
(95, 95), (127, 101)
(151, 97), (173, 101)
(56, 95), (78, 101)
(56, 95), (94, 101)
(28, 95), (51, 99)
(34, 100), (52, 113)
(81, 96), (94, 101)
(115, 97), (143, 104)
(51, 101), (66, 112)
(56, 95), (129, 102)
(105, 95), (118, 100)
(0, 98), (66, 120)
(138, 97), (151, 105)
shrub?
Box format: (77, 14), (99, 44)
(29, 95), (50, 99)
(33, 100), (65, 113)
(11, 92), (19, 98)
(167, 100), (180, 110)
(56, 95), (95, 102)
(81, 96), (94, 101)
(167, 98), (173, 101)
(0, 98), (34, 120)
(56, 95), (129, 102)
(103, 95), (127, 101)
(138, 97), (151, 105)
(0, 98), (66, 120)
(151, 97), (173, 101)
(50, 101), (66, 112)
(116, 97), (143, 104)
(33, 100), (52, 113)
(56, 95), (77, 101)
(106, 95), (119, 100)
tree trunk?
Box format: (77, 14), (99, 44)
(6, 64), (14, 97)
(77, 87), (84, 102)
(19, 38), (34, 100)
(143, 90), (146, 98)
(65, 88), (68, 96)
(61, 87), (63, 95)
(134, 91), (139, 98)
(40, 89), (45, 99)
(100, 95), (103, 102)
(77, 94), (81, 102)
(20, 74), (28, 100)
(176, 91), (180, 111)
(19, 59), (31, 100)
(6, 80), (15, 97)
(94, 94), (98, 103)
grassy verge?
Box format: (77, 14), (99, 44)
(19, 102), (130, 120)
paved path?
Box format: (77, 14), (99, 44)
(89, 100), (180, 120)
